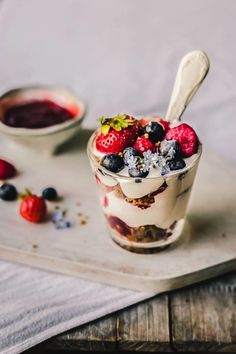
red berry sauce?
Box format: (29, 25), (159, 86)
(107, 215), (131, 237)
(3, 100), (76, 129)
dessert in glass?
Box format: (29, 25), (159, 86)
(87, 114), (201, 253)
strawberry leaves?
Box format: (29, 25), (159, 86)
(97, 114), (135, 135)
(18, 188), (32, 201)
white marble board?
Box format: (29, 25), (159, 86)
(0, 129), (236, 292)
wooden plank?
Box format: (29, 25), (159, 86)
(170, 272), (236, 352)
(27, 296), (172, 353)
(27, 275), (236, 353)
(32, 315), (117, 352)
(117, 295), (172, 352)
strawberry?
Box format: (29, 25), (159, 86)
(134, 136), (156, 153)
(165, 123), (199, 157)
(20, 195), (47, 223)
(95, 114), (139, 154)
(0, 159), (16, 179)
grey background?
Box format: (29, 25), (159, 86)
(0, 0), (236, 353)
(0, 0), (235, 160)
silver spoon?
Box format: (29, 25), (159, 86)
(165, 50), (210, 124)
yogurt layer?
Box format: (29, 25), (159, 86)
(102, 159), (198, 229)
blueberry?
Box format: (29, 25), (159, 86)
(128, 167), (149, 178)
(140, 122), (165, 143)
(101, 154), (124, 173)
(123, 147), (142, 166)
(167, 159), (186, 171)
(0, 183), (18, 201)
(159, 139), (181, 160)
(42, 187), (58, 201)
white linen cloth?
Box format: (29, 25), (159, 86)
(0, 0), (236, 353)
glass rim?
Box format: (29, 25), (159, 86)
(87, 131), (202, 182)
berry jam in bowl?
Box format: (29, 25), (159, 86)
(0, 86), (86, 154)
(87, 114), (202, 253)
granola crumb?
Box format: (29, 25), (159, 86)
(80, 218), (87, 225)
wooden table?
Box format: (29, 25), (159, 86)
(27, 272), (236, 353)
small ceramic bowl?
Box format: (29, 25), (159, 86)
(0, 86), (86, 155)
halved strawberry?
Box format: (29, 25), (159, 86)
(20, 195), (47, 223)
(165, 123), (199, 157)
(95, 114), (139, 154)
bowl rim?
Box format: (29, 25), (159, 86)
(0, 85), (86, 137)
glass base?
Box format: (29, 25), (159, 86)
(108, 218), (185, 254)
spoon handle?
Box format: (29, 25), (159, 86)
(165, 50), (210, 123)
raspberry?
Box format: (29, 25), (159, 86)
(0, 159), (16, 179)
(134, 136), (156, 153)
(159, 119), (170, 132)
(165, 123), (199, 157)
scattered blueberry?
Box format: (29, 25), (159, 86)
(159, 139), (181, 160)
(42, 187), (58, 201)
(128, 167), (149, 178)
(123, 147), (142, 166)
(140, 122), (165, 143)
(101, 154), (124, 173)
(65, 221), (72, 228)
(167, 159), (186, 171)
(0, 183), (18, 201)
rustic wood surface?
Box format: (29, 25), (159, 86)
(26, 272), (236, 353)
